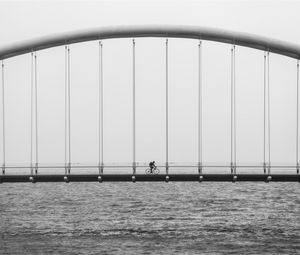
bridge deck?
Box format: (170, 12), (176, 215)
(0, 174), (299, 183)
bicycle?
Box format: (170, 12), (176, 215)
(145, 167), (160, 175)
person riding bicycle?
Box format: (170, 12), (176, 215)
(149, 161), (156, 173)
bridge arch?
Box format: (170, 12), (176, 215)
(0, 25), (300, 181)
(0, 25), (300, 60)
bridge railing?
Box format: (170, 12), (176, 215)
(1, 162), (298, 175)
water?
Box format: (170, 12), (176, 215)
(0, 182), (299, 254)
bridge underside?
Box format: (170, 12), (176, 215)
(1, 174), (299, 183)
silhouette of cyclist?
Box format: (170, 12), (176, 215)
(149, 161), (156, 173)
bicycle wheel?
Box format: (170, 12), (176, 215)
(153, 168), (160, 175)
(145, 168), (152, 174)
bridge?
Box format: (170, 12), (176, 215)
(0, 25), (300, 183)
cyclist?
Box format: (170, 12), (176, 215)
(149, 161), (156, 173)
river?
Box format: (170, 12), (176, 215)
(0, 182), (299, 254)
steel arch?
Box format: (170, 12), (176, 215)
(0, 25), (300, 60)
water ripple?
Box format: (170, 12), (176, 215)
(0, 182), (299, 254)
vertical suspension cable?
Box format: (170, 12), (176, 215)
(68, 46), (71, 174)
(64, 45), (68, 175)
(198, 41), (202, 174)
(230, 45), (236, 174)
(165, 38), (169, 175)
(230, 46), (233, 172)
(1, 61), (5, 174)
(34, 52), (38, 174)
(233, 45), (236, 174)
(263, 52), (266, 174)
(99, 41), (104, 175)
(267, 51), (271, 174)
(132, 39), (136, 175)
(297, 60), (299, 174)
(101, 43), (104, 174)
(30, 52), (34, 175)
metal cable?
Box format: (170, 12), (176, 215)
(68, 47), (71, 173)
(267, 51), (271, 174)
(165, 38), (169, 175)
(233, 45), (236, 173)
(64, 46), (68, 175)
(230, 45), (236, 173)
(34, 52), (38, 174)
(132, 39), (136, 175)
(1, 61), (5, 174)
(30, 52), (34, 175)
(297, 60), (299, 173)
(100, 43), (103, 173)
(231, 46), (233, 168)
(198, 41), (202, 174)
(99, 41), (101, 171)
(263, 52), (266, 173)
(99, 41), (104, 174)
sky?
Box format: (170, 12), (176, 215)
(0, 0), (300, 173)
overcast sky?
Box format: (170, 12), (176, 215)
(0, 0), (300, 173)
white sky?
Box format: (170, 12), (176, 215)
(0, 0), (300, 173)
